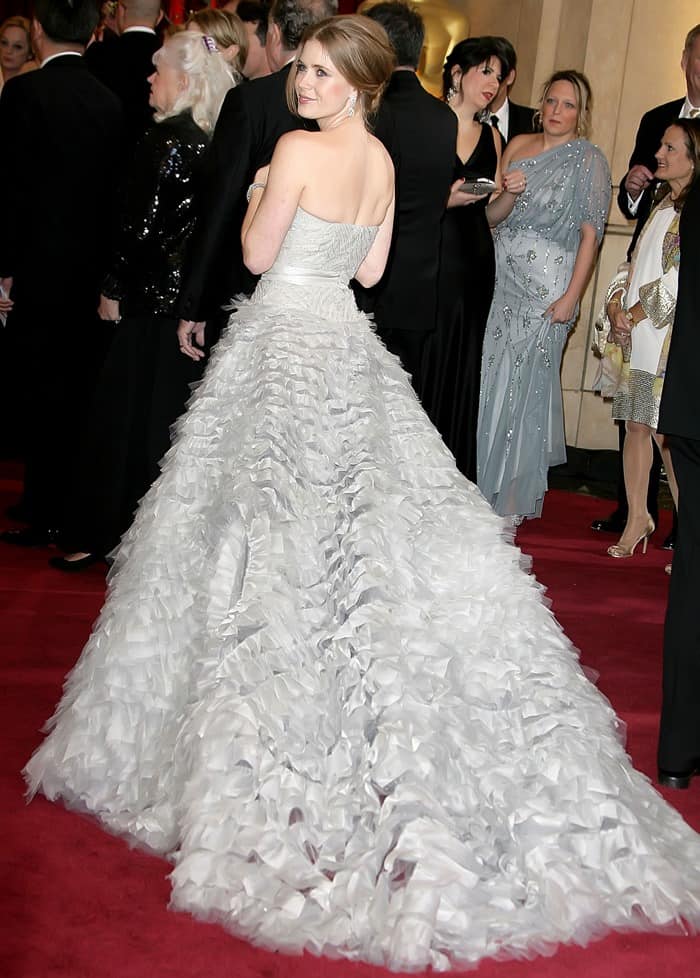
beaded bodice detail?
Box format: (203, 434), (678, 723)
(501, 140), (610, 251)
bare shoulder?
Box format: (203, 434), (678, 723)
(507, 133), (542, 163)
(367, 131), (394, 179)
(274, 129), (316, 158)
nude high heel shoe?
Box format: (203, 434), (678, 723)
(607, 517), (655, 559)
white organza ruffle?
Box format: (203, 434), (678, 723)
(24, 211), (700, 971)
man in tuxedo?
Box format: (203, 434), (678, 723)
(487, 37), (535, 145)
(618, 24), (700, 251)
(236, 1), (272, 80)
(177, 0), (337, 349)
(656, 172), (700, 789)
(591, 23), (700, 542)
(86, 0), (161, 151)
(0, 0), (123, 546)
(353, 1), (456, 397)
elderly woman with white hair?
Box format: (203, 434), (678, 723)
(52, 31), (235, 572)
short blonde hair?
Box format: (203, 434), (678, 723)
(152, 30), (236, 134)
(286, 14), (395, 119)
(186, 8), (248, 78)
(535, 69), (592, 139)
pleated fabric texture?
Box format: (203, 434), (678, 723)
(26, 208), (700, 972)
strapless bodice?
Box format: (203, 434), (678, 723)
(266, 207), (379, 283)
(253, 207), (379, 319)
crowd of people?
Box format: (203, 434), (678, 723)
(4, 2), (696, 547)
(2, 0), (700, 971)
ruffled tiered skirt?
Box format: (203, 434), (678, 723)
(25, 282), (700, 970)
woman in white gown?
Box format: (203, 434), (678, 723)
(24, 14), (700, 972)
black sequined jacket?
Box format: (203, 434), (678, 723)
(102, 111), (209, 317)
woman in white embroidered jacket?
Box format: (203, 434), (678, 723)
(601, 119), (700, 559)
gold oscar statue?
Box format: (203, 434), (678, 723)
(357, 0), (470, 98)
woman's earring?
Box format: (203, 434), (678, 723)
(446, 85), (458, 103)
(347, 92), (357, 117)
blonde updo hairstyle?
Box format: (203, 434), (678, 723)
(152, 30), (236, 134)
(186, 8), (248, 78)
(534, 69), (592, 139)
(286, 14), (395, 121)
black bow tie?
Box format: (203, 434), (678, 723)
(490, 115), (501, 131)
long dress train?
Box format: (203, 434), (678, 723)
(25, 207), (700, 972)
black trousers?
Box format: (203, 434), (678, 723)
(658, 435), (700, 771)
(62, 315), (206, 556)
(14, 303), (111, 529)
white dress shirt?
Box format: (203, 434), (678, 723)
(41, 51), (82, 69)
(490, 99), (511, 143)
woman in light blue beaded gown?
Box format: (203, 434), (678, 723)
(23, 25), (700, 974)
(478, 70), (611, 520)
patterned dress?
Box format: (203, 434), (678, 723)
(477, 140), (611, 518)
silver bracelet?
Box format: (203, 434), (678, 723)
(246, 182), (266, 202)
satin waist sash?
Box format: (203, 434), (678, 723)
(264, 265), (345, 286)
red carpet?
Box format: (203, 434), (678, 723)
(2, 471), (699, 978)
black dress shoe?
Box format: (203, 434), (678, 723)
(0, 526), (61, 547)
(662, 530), (675, 551)
(49, 553), (104, 573)
(658, 767), (698, 790)
(590, 513), (626, 533)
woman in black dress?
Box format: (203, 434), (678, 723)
(421, 38), (504, 481)
(51, 30), (234, 571)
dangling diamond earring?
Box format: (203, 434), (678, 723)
(446, 85), (458, 103)
(347, 92), (357, 118)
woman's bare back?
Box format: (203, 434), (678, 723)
(295, 128), (394, 228)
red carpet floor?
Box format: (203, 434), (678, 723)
(2, 472), (699, 978)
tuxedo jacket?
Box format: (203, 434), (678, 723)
(83, 29), (119, 81)
(617, 96), (685, 250)
(177, 64), (317, 322)
(354, 71), (457, 334)
(0, 55), (123, 306)
(86, 30), (160, 150)
(657, 178), (700, 441)
(506, 99), (537, 142)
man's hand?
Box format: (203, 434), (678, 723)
(177, 319), (206, 361)
(624, 164), (654, 201)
